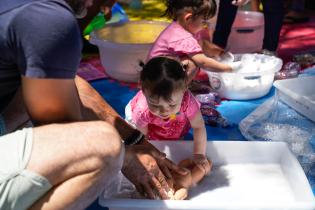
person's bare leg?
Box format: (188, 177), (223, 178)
(27, 121), (124, 210)
(199, 39), (225, 58)
(251, 0), (261, 11)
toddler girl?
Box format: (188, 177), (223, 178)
(125, 56), (211, 179)
(148, 0), (240, 82)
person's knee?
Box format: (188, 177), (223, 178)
(87, 121), (124, 170)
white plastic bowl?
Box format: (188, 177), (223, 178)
(206, 54), (283, 100)
(90, 21), (168, 82)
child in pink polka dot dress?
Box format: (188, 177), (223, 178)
(125, 56), (210, 172)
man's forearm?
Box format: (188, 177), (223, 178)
(75, 76), (136, 140)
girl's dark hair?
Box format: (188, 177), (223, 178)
(164, 0), (217, 20)
(140, 57), (188, 102)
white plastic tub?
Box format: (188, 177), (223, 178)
(206, 53), (283, 100)
(90, 21), (168, 82)
(274, 76), (315, 122)
(227, 11), (265, 53)
(99, 141), (315, 210)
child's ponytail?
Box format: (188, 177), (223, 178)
(139, 60), (145, 69)
(163, 0), (176, 20)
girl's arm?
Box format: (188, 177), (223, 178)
(190, 110), (207, 155)
(191, 53), (232, 73)
(190, 111), (211, 174)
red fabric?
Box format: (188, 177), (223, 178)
(278, 15), (315, 63)
(77, 55), (107, 81)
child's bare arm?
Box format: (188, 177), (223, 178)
(190, 111), (212, 174)
(190, 110), (207, 155)
(191, 53), (232, 72)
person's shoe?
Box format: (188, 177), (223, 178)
(259, 49), (277, 57)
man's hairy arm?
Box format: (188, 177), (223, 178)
(21, 76), (83, 125)
(74, 76), (136, 140)
(21, 75), (136, 139)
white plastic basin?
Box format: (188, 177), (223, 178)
(206, 54), (283, 100)
(90, 20), (168, 82)
(274, 76), (315, 123)
(99, 141), (315, 210)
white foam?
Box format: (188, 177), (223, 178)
(189, 164), (295, 202)
(104, 163), (296, 203)
(235, 54), (277, 73)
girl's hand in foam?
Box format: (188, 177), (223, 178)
(193, 154), (211, 175)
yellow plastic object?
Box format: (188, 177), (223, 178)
(94, 21), (167, 44)
(123, 0), (170, 22)
(89, 21), (169, 82)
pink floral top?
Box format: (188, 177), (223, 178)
(130, 90), (200, 140)
(148, 21), (203, 60)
